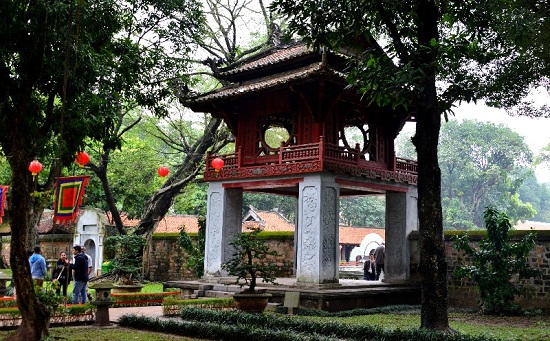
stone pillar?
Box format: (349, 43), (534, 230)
(295, 174), (340, 286)
(203, 182), (243, 277)
(384, 186), (418, 282)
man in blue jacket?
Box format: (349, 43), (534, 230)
(29, 245), (47, 287)
(69, 245), (89, 304)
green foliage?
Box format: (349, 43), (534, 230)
(119, 313), (339, 341)
(172, 182), (208, 216)
(221, 227), (282, 293)
(518, 175), (550, 222)
(439, 120), (534, 228)
(34, 282), (64, 316)
(398, 120), (544, 229)
(162, 296), (234, 316)
(104, 234), (147, 284)
(111, 291), (180, 307)
(178, 216), (206, 278)
(340, 196), (385, 227)
(453, 206), (540, 314)
(243, 193), (296, 222)
(174, 307), (497, 341)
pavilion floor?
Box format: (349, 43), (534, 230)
(162, 277), (421, 312)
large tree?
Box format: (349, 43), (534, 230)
(438, 120), (534, 228)
(0, 1), (134, 339)
(134, 0), (275, 238)
(271, 0), (547, 331)
(81, 0), (205, 234)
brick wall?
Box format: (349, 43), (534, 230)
(410, 231), (550, 310)
(145, 234), (295, 282)
(1, 235), (73, 268)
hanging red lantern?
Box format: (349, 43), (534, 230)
(157, 166), (169, 178)
(75, 151), (90, 168)
(28, 159), (43, 180)
(211, 157), (224, 172)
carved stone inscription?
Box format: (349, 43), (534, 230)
(321, 186), (337, 281)
(301, 186), (318, 278)
(206, 191), (222, 271)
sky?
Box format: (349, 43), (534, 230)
(401, 96), (550, 183)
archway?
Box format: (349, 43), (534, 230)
(83, 239), (96, 275)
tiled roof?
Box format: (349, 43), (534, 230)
(515, 220), (550, 230)
(218, 43), (312, 77)
(37, 210), (79, 234)
(339, 227), (385, 245)
(243, 210), (294, 232)
(185, 63), (346, 105)
(154, 215), (199, 234)
(37, 208), (383, 246)
(105, 213), (200, 234)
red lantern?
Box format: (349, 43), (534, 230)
(75, 151), (90, 168)
(157, 166), (169, 178)
(211, 157), (224, 172)
(28, 159), (43, 179)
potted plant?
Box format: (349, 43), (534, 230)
(222, 227), (282, 313)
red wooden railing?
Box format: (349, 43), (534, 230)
(205, 137), (417, 176)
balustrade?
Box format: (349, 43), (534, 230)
(204, 138), (417, 181)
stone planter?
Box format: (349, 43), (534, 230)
(112, 284), (144, 293)
(232, 293), (272, 313)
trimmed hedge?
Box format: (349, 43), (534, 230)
(177, 308), (499, 341)
(0, 304), (94, 327)
(119, 314), (337, 341)
(162, 297), (234, 316)
(112, 291), (180, 307)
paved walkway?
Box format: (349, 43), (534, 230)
(108, 305), (166, 323)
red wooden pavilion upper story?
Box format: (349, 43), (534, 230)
(184, 42), (417, 191)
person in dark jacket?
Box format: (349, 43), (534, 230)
(363, 251), (376, 281)
(374, 242), (385, 280)
(69, 245), (89, 304)
(52, 251), (72, 297)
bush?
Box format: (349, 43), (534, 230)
(453, 206), (540, 314)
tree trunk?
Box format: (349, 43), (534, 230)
(134, 118), (223, 236)
(88, 151), (126, 235)
(135, 118), (224, 279)
(414, 0), (451, 332)
(6, 152), (49, 340)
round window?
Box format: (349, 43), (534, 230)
(263, 124), (290, 150)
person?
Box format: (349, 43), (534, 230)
(363, 251), (376, 281)
(81, 247), (93, 277)
(29, 245), (47, 287)
(69, 245), (89, 304)
(81, 246), (93, 301)
(374, 242), (385, 281)
(52, 251), (71, 297)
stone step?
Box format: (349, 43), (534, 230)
(203, 290), (234, 298)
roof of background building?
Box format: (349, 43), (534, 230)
(31, 208), (385, 245)
(339, 227), (385, 245)
(514, 220), (550, 230)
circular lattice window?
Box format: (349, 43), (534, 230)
(340, 123), (375, 160)
(259, 117), (295, 153)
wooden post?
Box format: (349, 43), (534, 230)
(319, 136), (324, 162)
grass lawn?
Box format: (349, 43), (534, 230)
(301, 310), (550, 341)
(0, 326), (202, 340)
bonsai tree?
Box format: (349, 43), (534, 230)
(453, 206), (540, 314)
(104, 235), (146, 285)
(222, 227), (282, 293)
